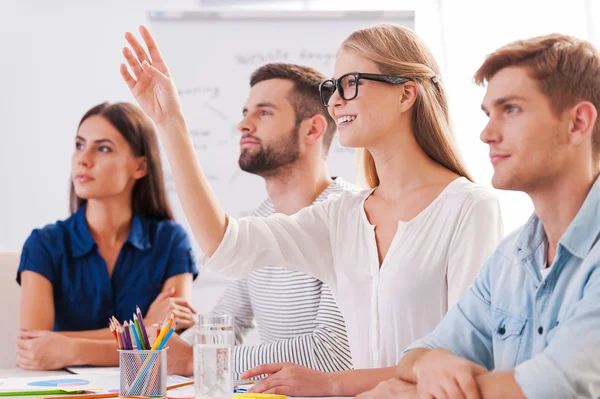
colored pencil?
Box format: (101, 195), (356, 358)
(133, 315), (147, 350)
(123, 321), (133, 350)
(121, 326), (129, 350)
(111, 326), (119, 347)
(128, 315), (176, 395)
(105, 312), (180, 396)
(136, 306), (151, 350)
(129, 319), (143, 350)
(116, 328), (123, 350)
(151, 314), (174, 350)
(145, 323), (176, 397)
(156, 325), (176, 350)
(39, 381), (194, 399)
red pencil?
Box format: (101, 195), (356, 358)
(109, 319), (118, 345)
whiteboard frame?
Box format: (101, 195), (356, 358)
(148, 10), (414, 24)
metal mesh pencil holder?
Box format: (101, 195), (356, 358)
(119, 349), (167, 398)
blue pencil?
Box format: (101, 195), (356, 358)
(156, 327), (175, 350)
(129, 319), (143, 350)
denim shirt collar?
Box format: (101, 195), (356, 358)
(515, 175), (600, 261)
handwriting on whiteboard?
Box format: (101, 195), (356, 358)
(178, 86), (220, 99)
(233, 49), (336, 66)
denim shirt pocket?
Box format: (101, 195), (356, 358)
(485, 308), (527, 369)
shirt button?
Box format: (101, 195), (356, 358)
(498, 327), (506, 335)
(538, 326), (544, 335)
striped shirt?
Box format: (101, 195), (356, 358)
(214, 177), (356, 378)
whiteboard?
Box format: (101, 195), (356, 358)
(149, 10), (414, 264)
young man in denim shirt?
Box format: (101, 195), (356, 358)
(357, 34), (600, 399)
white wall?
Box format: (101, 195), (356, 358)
(439, 0), (599, 235)
(0, 0), (249, 340)
(2, 0), (599, 246)
(0, 0), (199, 249)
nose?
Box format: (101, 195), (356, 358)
(237, 115), (256, 135)
(75, 148), (92, 168)
(480, 118), (501, 145)
(328, 87), (346, 111)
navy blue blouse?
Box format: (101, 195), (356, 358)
(17, 205), (198, 332)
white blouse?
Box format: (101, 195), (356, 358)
(204, 177), (504, 369)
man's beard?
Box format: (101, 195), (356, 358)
(238, 123), (301, 177)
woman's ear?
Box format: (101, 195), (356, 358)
(398, 81), (418, 112)
(133, 156), (148, 180)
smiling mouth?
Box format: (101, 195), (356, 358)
(337, 115), (357, 126)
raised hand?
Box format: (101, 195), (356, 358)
(120, 26), (228, 265)
(120, 25), (183, 126)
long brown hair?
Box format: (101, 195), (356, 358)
(341, 24), (472, 187)
(70, 102), (174, 220)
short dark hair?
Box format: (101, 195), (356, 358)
(250, 63), (336, 156)
(70, 102), (174, 220)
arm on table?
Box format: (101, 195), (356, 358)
(244, 363), (396, 397)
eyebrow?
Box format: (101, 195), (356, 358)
(481, 95), (528, 112)
(242, 102), (280, 115)
(75, 136), (116, 145)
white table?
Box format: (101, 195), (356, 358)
(0, 369), (68, 378)
(0, 369), (75, 399)
(0, 368), (351, 399)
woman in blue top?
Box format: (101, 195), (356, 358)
(16, 102), (199, 370)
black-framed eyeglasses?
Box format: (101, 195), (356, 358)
(318, 72), (412, 107)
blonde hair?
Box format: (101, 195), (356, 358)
(474, 33), (600, 154)
(341, 24), (472, 188)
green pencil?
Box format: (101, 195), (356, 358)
(133, 314), (146, 350)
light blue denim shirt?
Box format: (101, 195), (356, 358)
(403, 176), (600, 399)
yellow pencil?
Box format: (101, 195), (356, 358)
(151, 314), (174, 350)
